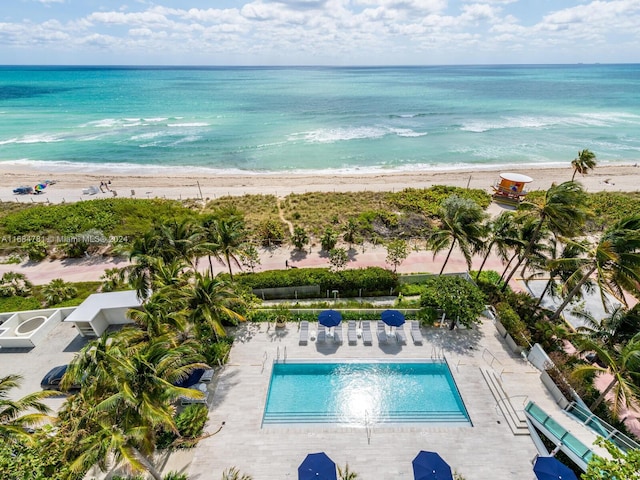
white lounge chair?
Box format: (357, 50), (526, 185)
(411, 321), (424, 345)
(377, 320), (388, 344)
(179, 383), (209, 406)
(333, 325), (343, 345)
(347, 320), (357, 345)
(199, 368), (215, 383)
(299, 320), (309, 345)
(362, 321), (373, 346)
(396, 325), (407, 345)
(317, 324), (326, 343)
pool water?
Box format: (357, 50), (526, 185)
(262, 360), (471, 426)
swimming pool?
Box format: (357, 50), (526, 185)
(262, 360), (471, 426)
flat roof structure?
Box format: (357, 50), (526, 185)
(64, 290), (142, 337)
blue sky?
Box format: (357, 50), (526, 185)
(1, 0), (638, 65)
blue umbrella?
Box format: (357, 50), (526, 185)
(412, 451), (453, 480)
(533, 456), (578, 480)
(318, 310), (342, 327)
(298, 452), (337, 480)
(381, 309), (406, 327)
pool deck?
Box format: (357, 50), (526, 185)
(188, 318), (584, 480)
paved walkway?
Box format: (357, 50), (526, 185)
(187, 318), (575, 480)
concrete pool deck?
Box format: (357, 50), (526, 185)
(188, 318), (587, 480)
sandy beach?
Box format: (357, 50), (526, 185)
(1, 163), (639, 204)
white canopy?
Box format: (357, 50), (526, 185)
(499, 172), (533, 183)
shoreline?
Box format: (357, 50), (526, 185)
(1, 162), (638, 204)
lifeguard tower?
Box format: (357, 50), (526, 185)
(492, 172), (533, 207)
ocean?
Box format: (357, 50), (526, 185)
(0, 64), (639, 174)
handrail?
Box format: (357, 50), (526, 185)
(284, 346), (287, 362)
(364, 410), (372, 445)
(565, 401), (640, 452)
(276, 346), (280, 362)
(482, 347), (502, 368)
(261, 351), (268, 373)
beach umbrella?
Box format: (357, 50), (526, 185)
(533, 456), (578, 480)
(318, 310), (342, 327)
(381, 309), (405, 327)
(412, 451), (453, 480)
(298, 452), (337, 480)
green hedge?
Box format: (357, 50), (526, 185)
(495, 302), (531, 347)
(232, 267), (398, 297)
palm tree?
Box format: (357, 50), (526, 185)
(65, 335), (209, 480)
(291, 226), (309, 251)
(188, 273), (245, 339)
(549, 215), (640, 322)
(573, 333), (640, 417)
(205, 217), (249, 280)
(502, 181), (588, 289)
(1, 374), (55, 443)
(157, 218), (205, 271)
(428, 195), (487, 275)
(42, 278), (77, 307)
(222, 467), (253, 480)
(577, 304), (640, 350)
(475, 211), (521, 279)
(571, 149), (597, 181)
(343, 217), (359, 249)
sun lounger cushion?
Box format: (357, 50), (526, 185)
(299, 320), (309, 345)
(180, 383), (209, 405)
(362, 321), (373, 346)
(199, 368), (215, 383)
(333, 325), (343, 345)
(396, 326), (407, 345)
(317, 324), (326, 343)
(348, 320), (357, 345)
(377, 321), (388, 344)
(411, 321), (424, 345)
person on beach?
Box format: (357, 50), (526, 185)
(99, 181), (105, 193)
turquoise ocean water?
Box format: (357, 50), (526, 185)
(1, 65), (639, 174)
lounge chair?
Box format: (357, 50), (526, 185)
(377, 320), (388, 344)
(179, 383), (209, 406)
(362, 321), (373, 346)
(299, 320), (309, 345)
(199, 368), (215, 383)
(317, 324), (326, 344)
(347, 320), (357, 345)
(396, 325), (407, 345)
(411, 321), (424, 345)
(333, 325), (343, 345)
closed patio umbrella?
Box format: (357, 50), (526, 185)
(318, 309), (342, 327)
(412, 451), (453, 480)
(381, 309), (406, 327)
(533, 456), (578, 480)
(298, 452), (337, 480)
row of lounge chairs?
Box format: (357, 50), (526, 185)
(298, 320), (424, 346)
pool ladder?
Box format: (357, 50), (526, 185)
(364, 409), (372, 445)
(276, 346), (287, 363)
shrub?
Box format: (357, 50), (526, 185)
(23, 240), (48, 261)
(420, 275), (486, 329)
(157, 404), (208, 449)
(329, 247), (349, 271)
(42, 279), (78, 307)
(0, 271), (32, 297)
(495, 302), (531, 347)
(256, 219), (284, 247)
(320, 227), (338, 251)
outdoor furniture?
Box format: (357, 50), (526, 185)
(333, 325), (343, 345)
(533, 456), (578, 480)
(317, 324), (326, 343)
(347, 320), (357, 345)
(396, 325), (407, 345)
(299, 320), (309, 345)
(362, 321), (373, 346)
(411, 321), (424, 345)
(199, 368), (215, 383)
(377, 320), (388, 344)
(179, 383), (209, 406)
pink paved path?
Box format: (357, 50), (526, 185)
(0, 244), (521, 290)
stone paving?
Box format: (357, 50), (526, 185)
(187, 318), (578, 480)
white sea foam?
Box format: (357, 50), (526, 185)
(167, 122), (210, 127)
(289, 126), (426, 143)
(0, 134), (62, 145)
(130, 131), (167, 141)
(461, 112), (640, 133)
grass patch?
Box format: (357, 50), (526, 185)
(204, 194), (280, 234)
(0, 281), (101, 312)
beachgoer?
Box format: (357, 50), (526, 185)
(99, 181), (105, 193)
(285, 260), (289, 268)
